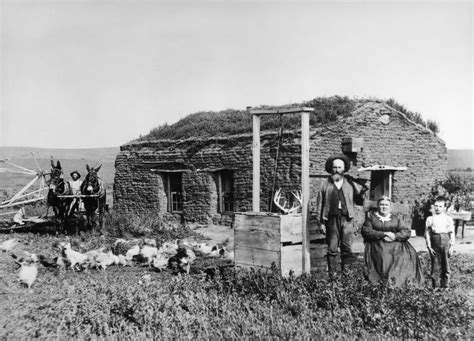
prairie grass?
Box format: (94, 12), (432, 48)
(138, 96), (440, 142)
(0, 225), (471, 338)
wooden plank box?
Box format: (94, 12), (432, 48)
(234, 212), (303, 276)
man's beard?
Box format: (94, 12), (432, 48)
(331, 172), (343, 181)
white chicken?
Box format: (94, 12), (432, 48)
(139, 245), (159, 266)
(157, 242), (178, 257)
(116, 254), (128, 266)
(12, 253), (38, 290)
(61, 242), (88, 271)
(93, 251), (116, 270)
(113, 238), (141, 255)
(0, 238), (19, 252)
(13, 208), (25, 225)
(151, 253), (169, 271)
(125, 245), (140, 261)
(143, 238), (157, 247)
(194, 242), (214, 256)
(168, 247), (196, 274)
(223, 249), (234, 261)
(84, 247), (107, 259)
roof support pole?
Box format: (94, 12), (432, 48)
(252, 114), (261, 212)
(250, 107), (314, 274)
(301, 111), (310, 273)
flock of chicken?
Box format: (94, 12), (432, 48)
(0, 237), (234, 290)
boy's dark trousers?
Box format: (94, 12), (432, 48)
(429, 233), (451, 288)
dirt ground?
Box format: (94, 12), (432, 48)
(194, 223), (474, 254)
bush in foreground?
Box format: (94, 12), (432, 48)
(1, 254), (471, 338)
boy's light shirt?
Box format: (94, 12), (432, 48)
(425, 212), (455, 246)
(70, 179), (82, 195)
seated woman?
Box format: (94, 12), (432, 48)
(361, 196), (424, 287)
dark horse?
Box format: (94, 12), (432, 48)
(47, 159), (73, 234)
(81, 164), (106, 231)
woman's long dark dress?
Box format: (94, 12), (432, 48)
(361, 212), (424, 287)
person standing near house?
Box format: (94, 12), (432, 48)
(69, 170), (83, 216)
(425, 196), (455, 288)
(448, 195), (467, 238)
(317, 154), (367, 273)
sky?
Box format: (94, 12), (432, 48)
(0, 0), (472, 149)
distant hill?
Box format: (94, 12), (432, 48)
(2, 147), (471, 172)
(448, 149), (474, 170)
(0, 146), (119, 205)
(0, 146), (119, 163)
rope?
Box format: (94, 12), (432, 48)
(269, 114), (285, 212)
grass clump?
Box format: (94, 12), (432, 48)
(1, 252), (470, 338)
(98, 211), (200, 243)
(136, 96), (439, 142)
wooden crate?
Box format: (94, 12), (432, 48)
(448, 210), (472, 221)
(234, 212), (303, 276)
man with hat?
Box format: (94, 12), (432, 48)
(317, 154), (367, 273)
(69, 170), (82, 216)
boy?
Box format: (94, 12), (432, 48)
(425, 196), (455, 288)
(69, 170), (83, 216)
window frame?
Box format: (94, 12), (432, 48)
(216, 170), (234, 214)
(165, 172), (183, 213)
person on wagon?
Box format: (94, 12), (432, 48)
(69, 170), (82, 216)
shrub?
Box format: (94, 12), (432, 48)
(0, 245), (471, 338)
(136, 96), (437, 141)
(426, 119), (440, 134)
(102, 211), (199, 242)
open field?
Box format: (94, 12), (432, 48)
(0, 147), (473, 337)
(0, 223), (472, 338)
(448, 149), (474, 170)
(0, 147), (117, 205)
(0, 146), (119, 163)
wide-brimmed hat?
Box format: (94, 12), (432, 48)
(70, 170), (81, 179)
(325, 154), (351, 173)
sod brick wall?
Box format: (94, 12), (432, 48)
(114, 103), (447, 227)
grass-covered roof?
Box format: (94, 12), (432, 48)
(135, 96), (439, 142)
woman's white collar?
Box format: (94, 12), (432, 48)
(375, 212), (392, 222)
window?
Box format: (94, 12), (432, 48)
(164, 172), (183, 212)
(369, 170), (392, 201)
(216, 170), (234, 213)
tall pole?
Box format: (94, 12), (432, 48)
(252, 114), (261, 212)
(301, 112), (310, 273)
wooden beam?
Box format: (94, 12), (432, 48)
(149, 169), (191, 173)
(301, 111), (311, 274)
(250, 107), (315, 115)
(57, 194), (99, 198)
(252, 114), (261, 212)
(388, 172), (392, 199)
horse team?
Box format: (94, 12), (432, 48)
(47, 159), (106, 234)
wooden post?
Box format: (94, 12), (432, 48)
(301, 112), (310, 273)
(248, 106), (314, 275)
(388, 172), (392, 199)
(252, 114), (261, 212)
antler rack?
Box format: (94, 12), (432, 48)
(273, 188), (302, 214)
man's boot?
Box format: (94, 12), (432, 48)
(441, 277), (449, 288)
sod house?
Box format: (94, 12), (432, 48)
(113, 99), (447, 226)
